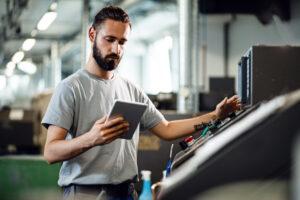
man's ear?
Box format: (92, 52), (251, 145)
(88, 26), (96, 43)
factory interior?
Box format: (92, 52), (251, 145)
(0, 0), (300, 199)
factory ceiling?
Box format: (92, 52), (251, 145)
(0, 0), (176, 71)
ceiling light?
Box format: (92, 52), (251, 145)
(37, 11), (57, 31)
(22, 38), (36, 51)
(12, 51), (25, 63)
(18, 61), (37, 74)
(50, 2), (58, 10)
(5, 68), (14, 77)
(31, 29), (38, 37)
(6, 61), (16, 70)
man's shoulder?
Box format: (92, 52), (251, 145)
(116, 75), (147, 99)
(60, 69), (86, 88)
(117, 74), (140, 89)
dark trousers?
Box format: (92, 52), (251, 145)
(63, 182), (138, 200)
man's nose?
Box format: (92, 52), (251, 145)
(111, 42), (121, 55)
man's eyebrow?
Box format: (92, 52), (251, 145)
(105, 35), (127, 42)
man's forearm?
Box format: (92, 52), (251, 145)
(151, 111), (218, 140)
(44, 132), (94, 164)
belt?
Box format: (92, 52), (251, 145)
(65, 180), (136, 197)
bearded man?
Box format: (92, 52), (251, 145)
(42, 5), (241, 200)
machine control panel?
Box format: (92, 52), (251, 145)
(172, 105), (257, 169)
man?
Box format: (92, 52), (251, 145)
(42, 5), (241, 200)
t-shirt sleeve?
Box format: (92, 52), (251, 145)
(41, 82), (75, 131)
(139, 91), (165, 131)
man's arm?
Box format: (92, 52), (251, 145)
(150, 111), (217, 140)
(44, 116), (129, 164)
(150, 95), (241, 140)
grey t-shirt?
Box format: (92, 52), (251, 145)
(42, 69), (164, 186)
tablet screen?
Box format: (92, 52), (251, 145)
(107, 100), (147, 139)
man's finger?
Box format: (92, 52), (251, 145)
(105, 123), (129, 134)
(221, 97), (228, 106)
(104, 117), (125, 128)
(228, 95), (238, 103)
(103, 128), (129, 144)
(230, 95), (239, 100)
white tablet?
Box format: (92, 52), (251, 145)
(106, 100), (147, 139)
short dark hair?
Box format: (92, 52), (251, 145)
(92, 5), (131, 30)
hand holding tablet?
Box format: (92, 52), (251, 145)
(106, 100), (147, 139)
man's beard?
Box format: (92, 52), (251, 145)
(93, 40), (121, 71)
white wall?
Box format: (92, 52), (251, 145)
(198, 0), (300, 92)
(206, 23), (225, 77)
(228, 0), (300, 77)
(201, 21), (225, 92)
(118, 54), (143, 87)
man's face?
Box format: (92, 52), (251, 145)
(92, 19), (131, 71)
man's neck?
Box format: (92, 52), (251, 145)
(85, 55), (114, 80)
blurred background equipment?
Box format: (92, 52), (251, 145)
(238, 45), (300, 106)
(199, 0), (290, 24)
(0, 108), (40, 155)
(199, 77), (235, 111)
(149, 92), (177, 111)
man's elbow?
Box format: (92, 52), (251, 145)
(154, 129), (175, 141)
(159, 134), (174, 141)
(43, 148), (57, 164)
(151, 121), (175, 141)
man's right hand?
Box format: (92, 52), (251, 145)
(44, 116), (129, 164)
(87, 116), (129, 146)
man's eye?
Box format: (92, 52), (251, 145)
(106, 38), (115, 43)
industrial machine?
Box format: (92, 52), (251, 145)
(158, 46), (300, 200)
(159, 89), (300, 200)
(238, 45), (300, 106)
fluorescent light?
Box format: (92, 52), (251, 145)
(31, 29), (38, 37)
(37, 11), (57, 31)
(5, 67), (14, 77)
(18, 61), (37, 74)
(22, 38), (36, 51)
(12, 51), (25, 63)
(6, 61), (16, 70)
(50, 2), (58, 10)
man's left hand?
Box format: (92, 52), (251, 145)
(214, 95), (242, 120)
